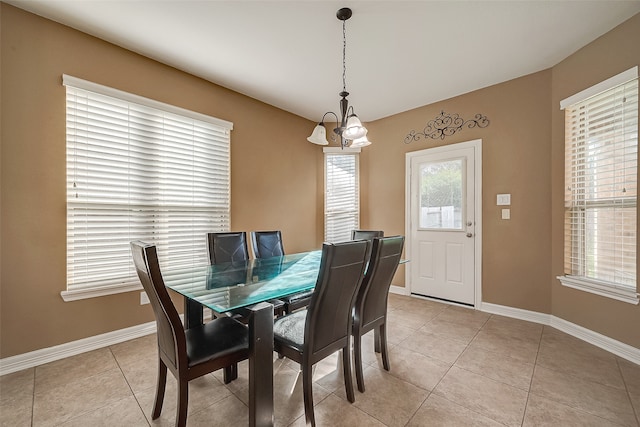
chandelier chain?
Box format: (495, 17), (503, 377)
(307, 8), (369, 149)
(342, 19), (347, 93)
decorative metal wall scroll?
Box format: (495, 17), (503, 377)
(404, 111), (490, 144)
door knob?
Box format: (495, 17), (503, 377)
(466, 233), (473, 238)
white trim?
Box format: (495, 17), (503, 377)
(559, 66), (638, 110)
(404, 139), (483, 308)
(0, 312), (213, 376)
(557, 275), (639, 305)
(3, 299), (637, 376)
(389, 285), (409, 295)
(322, 146), (361, 154)
(61, 283), (142, 302)
(480, 302), (551, 325)
(0, 320), (157, 376)
(550, 316), (640, 365)
(62, 74), (234, 130)
(480, 302), (640, 365)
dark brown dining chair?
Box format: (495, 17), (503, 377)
(207, 231), (285, 317)
(351, 229), (383, 264)
(273, 240), (369, 427)
(251, 230), (313, 315)
(250, 230), (285, 258)
(206, 231), (250, 264)
(351, 229), (384, 241)
(130, 241), (249, 427)
(352, 235), (404, 393)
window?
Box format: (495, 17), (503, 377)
(559, 67), (639, 304)
(419, 158), (464, 230)
(63, 75), (232, 301)
(324, 148), (360, 243)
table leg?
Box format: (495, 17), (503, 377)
(184, 298), (204, 329)
(248, 302), (274, 427)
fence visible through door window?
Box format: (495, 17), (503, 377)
(419, 158), (465, 230)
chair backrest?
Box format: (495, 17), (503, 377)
(351, 230), (383, 264)
(251, 230), (285, 259)
(351, 230), (384, 241)
(304, 240), (369, 360)
(130, 241), (185, 370)
(354, 236), (405, 327)
(207, 232), (249, 264)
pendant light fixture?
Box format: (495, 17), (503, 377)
(307, 7), (371, 148)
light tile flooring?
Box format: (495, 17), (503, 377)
(2, 294), (639, 426)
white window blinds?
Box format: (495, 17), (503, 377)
(324, 150), (359, 243)
(64, 75), (232, 300)
(563, 70), (638, 292)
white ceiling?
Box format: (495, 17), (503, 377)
(8, 0), (640, 122)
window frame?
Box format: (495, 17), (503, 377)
(558, 67), (639, 305)
(323, 147), (361, 243)
(62, 75), (233, 301)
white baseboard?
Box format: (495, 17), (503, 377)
(480, 302), (552, 325)
(549, 316), (640, 365)
(2, 300), (637, 376)
(0, 311), (212, 377)
(480, 302), (640, 365)
(0, 321), (157, 376)
(389, 285), (409, 295)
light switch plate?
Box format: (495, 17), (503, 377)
(497, 194), (511, 206)
(502, 208), (510, 220)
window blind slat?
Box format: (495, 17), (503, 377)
(66, 80), (232, 291)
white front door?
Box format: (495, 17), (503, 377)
(406, 140), (481, 306)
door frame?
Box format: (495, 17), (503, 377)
(405, 139), (483, 308)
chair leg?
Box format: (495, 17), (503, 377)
(342, 347), (355, 403)
(152, 360), (167, 419)
(380, 323), (390, 371)
(302, 363), (316, 427)
(373, 326), (381, 353)
(223, 363), (238, 384)
(353, 332), (366, 393)
(176, 378), (189, 427)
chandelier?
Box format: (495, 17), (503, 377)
(307, 7), (371, 149)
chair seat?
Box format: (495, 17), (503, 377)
(273, 310), (307, 351)
(185, 316), (249, 366)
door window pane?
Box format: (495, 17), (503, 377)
(419, 159), (464, 230)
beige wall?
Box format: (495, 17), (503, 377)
(364, 12), (639, 348)
(365, 70), (553, 314)
(550, 13), (640, 348)
(1, 4), (638, 359)
(0, 4), (320, 357)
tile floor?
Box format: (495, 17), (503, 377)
(1, 294), (639, 426)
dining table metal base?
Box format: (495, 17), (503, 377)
(248, 302), (274, 427)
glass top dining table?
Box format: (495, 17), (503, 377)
(160, 250), (324, 427)
(162, 250), (322, 314)
(160, 248), (405, 427)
